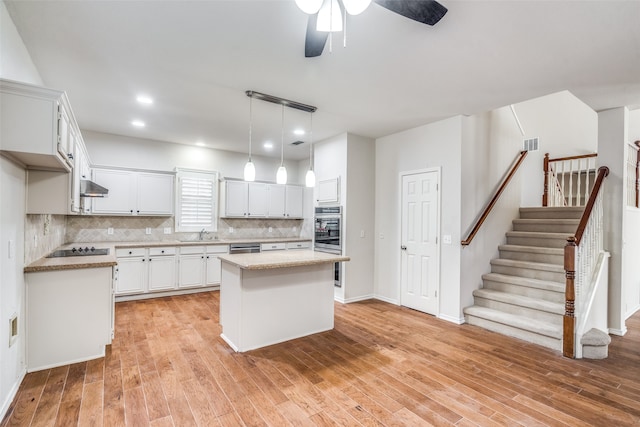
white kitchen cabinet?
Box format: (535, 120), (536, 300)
(0, 79), (78, 171)
(286, 241), (311, 250)
(264, 184), (306, 218)
(92, 168), (174, 216)
(317, 177), (340, 204)
(147, 247), (176, 291)
(178, 245), (228, 288)
(25, 267), (113, 372)
(221, 181), (268, 217)
(285, 185), (304, 218)
(115, 248), (147, 295)
(267, 185), (286, 217)
(261, 242), (287, 251)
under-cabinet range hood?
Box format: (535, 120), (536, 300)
(80, 179), (108, 197)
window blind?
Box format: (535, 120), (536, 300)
(175, 170), (218, 232)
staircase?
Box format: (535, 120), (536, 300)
(464, 206), (584, 352)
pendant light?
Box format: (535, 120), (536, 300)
(305, 112), (316, 188)
(243, 96), (256, 181)
(276, 105), (287, 185)
(295, 0), (323, 14)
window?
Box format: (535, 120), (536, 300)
(175, 169), (218, 232)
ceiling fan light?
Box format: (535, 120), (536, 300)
(295, 0), (323, 14)
(244, 160), (256, 182)
(305, 169), (316, 188)
(342, 0), (371, 15)
(276, 166), (288, 185)
(317, 0), (343, 32)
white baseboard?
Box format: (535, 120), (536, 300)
(1, 368), (26, 422)
(342, 294), (374, 304)
(609, 327), (627, 336)
(438, 313), (466, 325)
(373, 295), (400, 305)
(115, 286), (218, 302)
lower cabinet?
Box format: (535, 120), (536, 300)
(116, 244), (229, 297)
(178, 245), (228, 289)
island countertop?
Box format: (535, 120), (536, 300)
(218, 250), (349, 270)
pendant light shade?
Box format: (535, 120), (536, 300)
(305, 169), (316, 188)
(276, 105), (287, 185)
(342, 0), (372, 15)
(317, 0), (343, 32)
(244, 96), (256, 181)
(295, 0), (323, 14)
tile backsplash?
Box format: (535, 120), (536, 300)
(65, 215), (313, 243)
(25, 214), (66, 264)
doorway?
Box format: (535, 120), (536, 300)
(400, 169), (440, 315)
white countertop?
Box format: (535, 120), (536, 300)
(218, 250), (349, 270)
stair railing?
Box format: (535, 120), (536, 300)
(626, 141), (640, 208)
(461, 150), (528, 246)
(543, 153), (598, 207)
(563, 166), (609, 358)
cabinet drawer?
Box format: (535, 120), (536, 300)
(286, 241), (311, 250)
(179, 246), (205, 255)
(116, 248), (145, 257)
(261, 242), (286, 251)
(149, 247), (176, 256)
(206, 245), (229, 254)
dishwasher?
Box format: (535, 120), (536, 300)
(229, 243), (261, 254)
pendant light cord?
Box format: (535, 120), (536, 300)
(280, 104), (285, 167)
(248, 97), (253, 161)
(309, 113), (314, 170)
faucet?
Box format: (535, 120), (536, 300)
(199, 228), (208, 241)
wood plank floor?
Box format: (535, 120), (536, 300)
(3, 291), (640, 426)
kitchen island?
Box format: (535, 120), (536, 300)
(218, 250), (349, 352)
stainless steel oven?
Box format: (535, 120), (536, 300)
(314, 206), (343, 287)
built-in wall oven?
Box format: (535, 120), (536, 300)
(314, 206), (343, 287)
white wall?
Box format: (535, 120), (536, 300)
(513, 91), (599, 207)
(374, 116), (463, 321)
(0, 1), (42, 418)
(623, 109), (640, 318)
(344, 134), (375, 302)
(82, 130), (302, 183)
(598, 107), (628, 335)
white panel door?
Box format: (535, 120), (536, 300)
(400, 170), (439, 315)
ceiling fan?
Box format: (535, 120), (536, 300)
(299, 0), (448, 57)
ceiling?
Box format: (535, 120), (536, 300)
(5, 0), (640, 160)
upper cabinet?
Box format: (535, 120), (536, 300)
(267, 184), (304, 218)
(0, 79), (78, 171)
(91, 168), (174, 216)
(220, 181), (268, 218)
(221, 180), (305, 219)
(317, 177), (340, 204)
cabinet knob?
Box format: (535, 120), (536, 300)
(201, 256), (204, 259)
(128, 251), (132, 255)
(161, 250), (165, 254)
(149, 258), (152, 261)
(207, 256), (210, 259)
(137, 210), (140, 214)
(142, 258), (145, 262)
(130, 210), (134, 213)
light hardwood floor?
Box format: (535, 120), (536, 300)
(2, 291), (640, 426)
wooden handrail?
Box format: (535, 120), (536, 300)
(573, 166), (610, 245)
(563, 165), (609, 358)
(461, 150), (528, 246)
(548, 153), (598, 163)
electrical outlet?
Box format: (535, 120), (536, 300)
(379, 233), (384, 239)
(9, 314), (17, 347)
(268, 227), (273, 233)
(292, 226), (297, 232)
(145, 227), (152, 235)
(107, 227), (114, 235)
(8, 240), (14, 259)
(164, 227), (171, 234)
(33, 235), (37, 248)
(229, 226), (234, 234)
(443, 235), (452, 244)
(360, 230), (365, 238)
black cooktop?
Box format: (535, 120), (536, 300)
(46, 247), (110, 258)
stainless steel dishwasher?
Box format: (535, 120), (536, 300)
(229, 243), (261, 254)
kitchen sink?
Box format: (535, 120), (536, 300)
(47, 247), (110, 258)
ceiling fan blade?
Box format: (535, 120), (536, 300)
(305, 13), (328, 57)
(374, 0), (448, 26)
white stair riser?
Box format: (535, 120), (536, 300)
(474, 296), (563, 324)
(465, 315), (561, 351)
(498, 249), (564, 265)
(491, 264), (565, 282)
(482, 280), (565, 303)
(512, 222), (578, 233)
(506, 235), (569, 248)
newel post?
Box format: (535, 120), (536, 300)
(543, 153), (550, 207)
(563, 236), (576, 358)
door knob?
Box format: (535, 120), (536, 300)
(401, 245), (407, 250)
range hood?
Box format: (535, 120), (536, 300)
(80, 179), (109, 197)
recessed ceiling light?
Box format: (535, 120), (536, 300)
(136, 95), (153, 105)
(293, 129), (305, 136)
(263, 141), (273, 150)
(195, 141), (205, 147)
(131, 120), (145, 128)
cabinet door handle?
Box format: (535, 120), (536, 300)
(401, 245), (407, 251)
